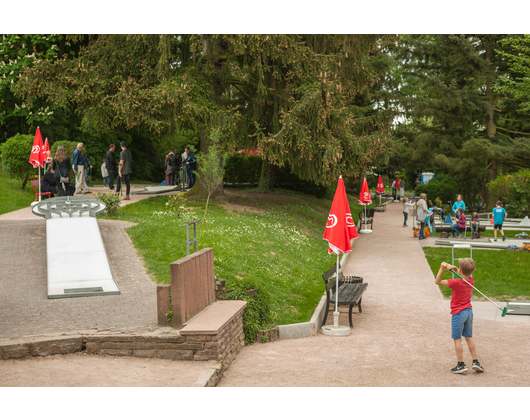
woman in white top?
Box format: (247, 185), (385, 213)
(416, 193), (431, 240)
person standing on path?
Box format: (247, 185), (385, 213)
(52, 145), (72, 196)
(101, 159), (109, 188)
(105, 144), (117, 191)
(403, 196), (415, 227)
(184, 146), (196, 188)
(116, 141), (132, 200)
(435, 259), (484, 374)
(72, 143), (90, 194)
(492, 200), (507, 242)
(416, 193), (430, 240)
(399, 178), (405, 199)
(391, 178), (397, 200)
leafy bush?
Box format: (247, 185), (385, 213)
(223, 154), (262, 185)
(488, 170), (530, 217)
(95, 191), (121, 215)
(223, 278), (274, 345)
(415, 173), (456, 205)
(0, 134), (37, 189)
(165, 193), (188, 218)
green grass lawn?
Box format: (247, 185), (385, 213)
(100, 188), (372, 326)
(0, 171), (35, 215)
(423, 246), (530, 301)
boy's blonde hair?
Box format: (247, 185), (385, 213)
(459, 258), (476, 276)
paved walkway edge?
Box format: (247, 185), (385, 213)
(0, 334), (224, 387)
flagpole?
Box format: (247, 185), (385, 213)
(334, 253), (339, 327)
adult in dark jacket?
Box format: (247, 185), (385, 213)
(52, 145), (72, 196)
(105, 144), (117, 191)
(183, 147), (196, 188)
(41, 163), (57, 197)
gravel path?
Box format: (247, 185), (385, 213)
(218, 201), (530, 386)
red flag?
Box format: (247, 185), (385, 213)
(376, 175), (384, 193)
(394, 176), (400, 189)
(43, 138), (52, 164)
(323, 176), (359, 255)
(358, 178), (372, 205)
(29, 127), (45, 168)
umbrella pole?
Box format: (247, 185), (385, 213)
(364, 204), (367, 230)
(38, 167), (41, 202)
(334, 253), (340, 327)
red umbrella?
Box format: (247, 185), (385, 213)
(323, 176), (359, 255)
(376, 175), (384, 194)
(29, 128), (45, 202)
(29, 127), (45, 169)
(358, 178), (372, 205)
(43, 138), (52, 164)
(358, 178), (372, 233)
(323, 176), (358, 330)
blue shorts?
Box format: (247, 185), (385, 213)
(451, 308), (473, 339)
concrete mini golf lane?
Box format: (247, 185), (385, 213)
(218, 201), (530, 386)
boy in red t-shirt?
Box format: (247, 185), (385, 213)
(435, 258), (484, 374)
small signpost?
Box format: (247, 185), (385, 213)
(181, 219), (202, 255)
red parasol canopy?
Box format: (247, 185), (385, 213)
(394, 176), (400, 189)
(358, 178), (372, 205)
(323, 176), (359, 255)
(43, 138), (52, 164)
(29, 127), (45, 169)
(377, 175), (384, 193)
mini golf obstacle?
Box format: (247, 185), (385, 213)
(32, 196), (120, 299)
(505, 301), (530, 316)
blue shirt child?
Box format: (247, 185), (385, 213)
(492, 206), (507, 226)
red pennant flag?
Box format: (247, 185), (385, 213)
(394, 176), (400, 189)
(323, 176), (359, 255)
(358, 178), (372, 205)
(376, 175), (384, 193)
(29, 127), (45, 169)
(43, 138), (52, 164)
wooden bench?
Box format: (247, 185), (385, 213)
(435, 225), (486, 239)
(376, 202), (387, 212)
(321, 264), (368, 328)
(358, 208), (375, 230)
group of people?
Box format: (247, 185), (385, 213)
(391, 177), (406, 200)
(163, 146), (196, 189)
(402, 192), (508, 241)
(40, 142), (132, 200)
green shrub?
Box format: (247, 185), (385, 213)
(0, 134), (37, 189)
(166, 193), (188, 218)
(223, 154), (262, 185)
(415, 173), (456, 205)
(223, 278), (273, 345)
(488, 170), (530, 217)
(95, 191), (121, 215)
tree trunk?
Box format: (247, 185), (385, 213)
(258, 161), (275, 191)
(484, 40), (498, 210)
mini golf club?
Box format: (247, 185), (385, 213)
(450, 269), (507, 317)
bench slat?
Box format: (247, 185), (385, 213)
(330, 283), (368, 305)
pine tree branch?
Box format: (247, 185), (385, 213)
(496, 127), (530, 136)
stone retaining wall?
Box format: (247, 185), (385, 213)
(0, 303), (246, 370)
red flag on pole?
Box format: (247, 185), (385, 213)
(29, 127), (45, 168)
(43, 138), (52, 164)
(323, 176), (359, 255)
(394, 176), (400, 189)
(358, 178), (372, 205)
(376, 175), (384, 193)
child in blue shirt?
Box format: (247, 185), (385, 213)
(470, 210), (480, 239)
(492, 201), (507, 242)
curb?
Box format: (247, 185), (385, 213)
(277, 239), (354, 340)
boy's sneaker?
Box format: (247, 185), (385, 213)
(502, 235), (506, 241)
(472, 360), (484, 372)
(451, 362), (468, 374)
(494, 239), (497, 242)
